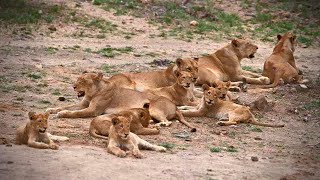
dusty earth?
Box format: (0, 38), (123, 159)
(0, 1), (320, 180)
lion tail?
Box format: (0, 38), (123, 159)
(249, 112), (284, 128)
(175, 110), (196, 132)
(89, 128), (109, 140)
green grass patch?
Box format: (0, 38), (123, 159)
(101, 64), (118, 74)
(85, 19), (117, 33)
(210, 147), (221, 153)
(96, 46), (133, 58)
(304, 100), (320, 110)
(38, 100), (51, 104)
(250, 126), (263, 132)
(27, 72), (42, 80)
(159, 142), (176, 150)
(226, 146), (238, 152)
(45, 47), (59, 54)
(52, 89), (61, 96)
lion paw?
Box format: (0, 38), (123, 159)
(216, 121), (225, 126)
(46, 108), (60, 114)
(50, 144), (59, 150)
(156, 121), (172, 127)
(259, 76), (270, 84)
(156, 146), (167, 152)
(132, 150), (143, 159)
(116, 151), (127, 158)
(57, 110), (71, 118)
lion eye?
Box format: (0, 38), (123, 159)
(208, 92), (211, 94)
(186, 67), (192, 71)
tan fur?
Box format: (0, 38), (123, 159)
(16, 112), (59, 150)
(89, 107), (160, 139)
(195, 39), (270, 85)
(261, 32), (302, 88)
(147, 71), (198, 106)
(107, 116), (166, 158)
(111, 58), (198, 91)
(46, 73), (195, 130)
(181, 85), (284, 128)
(107, 73), (137, 90)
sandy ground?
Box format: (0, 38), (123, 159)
(0, 1), (319, 180)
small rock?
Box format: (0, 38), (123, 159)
(189, 20), (198, 26)
(7, 161), (13, 164)
(254, 137), (262, 140)
(251, 96), (274, 112)
(299, 84), (308, 89)
(303, 117), (308, 122)
(48, 25), (57, 31)
(289, 87), (297, 93)
(207, 169), (213, 172)
(301, 44), (308, 48)
(5, 144), (12, 147)
(0, 137), (8, 145)
(251, 156), (259, 162)
(302, 65), (308, 68)
(58, 97), (66, 101)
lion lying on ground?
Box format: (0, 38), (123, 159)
(111, 58), (198, 91)
(89, 105), (159, 139)
(107, 116), (166, 158)
(261, 32), (302, 88)
(16, 112), (59, 150)
(180, 84), (285, 127)
(46, 72), (196, 130)
(195, 38), (270, 86)
(147, 71), (198, 106)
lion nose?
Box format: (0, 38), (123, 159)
(124, 133), (129, 137)
(73, 86), (76, 90)
(256, 46), (258, 50)
(187, 83), (190, 86)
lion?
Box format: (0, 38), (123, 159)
(16, 112), (59, 150)
(89, 104), (160, 139)
(111, 57), (198, 91)
(107, 116), (166, 158)
(180, 84), (285, 127)
(195, 38), (270, 86)
(147, 71), (198, 106)
(261, 32), (302, 88)
(46, 72), (196, 131)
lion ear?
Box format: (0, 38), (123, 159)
(176, 58), (182, 68)
(44, 112), (50, 119)
(112, 117), (120, 125)
(231, 39), (239, 47)
(193, 57), (199, 62)
(95, 72), (103, 81)
(226, 81), (231, 88)
(28, 112), (36, 120)
(82, 71), (88, 74)
(202, 84), (210, 91)
(211, 80), (218, 88)
(143, 103), (150, 109)
(290, 35), (297, 43)
(277, 34), (282, 41)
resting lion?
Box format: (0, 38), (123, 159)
(16, 112), (59, 150)
(111, 58), (198, 91)
(147, 71), (198, 106)
(181, 84), (284, 127)
(46, 72), (196, 130)
(261, 32), (302, 88)
(195, 38), (270, 85)
(89, 105), (160, 139)
(107, 116), (166, 158)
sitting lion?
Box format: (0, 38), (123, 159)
(261, 32), (302, 88)
(89, 105), (159, 139)
(46, 72), (196, 130)
(180, 84), (284, 127)
(16, 112), (59, 150)
(195, 38), (269, 85)
(111, 58), (198, 91)
(107, 116), (166, 158)
(147, 71), (198, 106)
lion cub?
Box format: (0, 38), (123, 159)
(107, 116), (166, 158)
(16, 112), (59, 150)
(181, 84), (285, 127)
(90, 105), (160, 139)
(147, 71), (198, 106)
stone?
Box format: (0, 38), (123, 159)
(251, 96), (274, 112)
(48, 25), (57, 31)
(251, 156), (259, 162)
(189, 20), (198, 26)
(58, 97), (66, 101)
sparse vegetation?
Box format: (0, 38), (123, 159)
(210, 147), (222, 153)
(159, 142), (176, 150)
(250, 126), (263, 133)
(96, 46), (133, 58)
(304, 100), (320, 110)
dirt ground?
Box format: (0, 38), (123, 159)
(0, 1), (319, 180)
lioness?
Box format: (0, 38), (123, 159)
(16, 112), (59, 150)
(181, 84), (285, 127)
(195, 38), (269, 85)
(261, 32), (302, 88)
(111, 58), (198, 91)
(89, 105), (159, 139)
(46, 73), (196, 130)
(147, 71), (198, 106)
(107, 116), (166, 158)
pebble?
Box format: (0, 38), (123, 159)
(254, 137), (262, 140)
(251, 156), (259, 162)
(58, 97), (66, 101)
(48, 25), (57, 31)
(299, 84), (308, 89)
(189, 20), (198, 26)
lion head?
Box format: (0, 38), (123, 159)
(175, 71), (194, 88)
(28, 112), (49, 134)
(275, 32), (297, 52)
(212, 80), (231, 100)
(176, 58), (199, 82)
(231, 38), (258, 59)
(202, 84), (221, 106)
(73, 72), (103, 97)
(111, 116), (131, 140)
